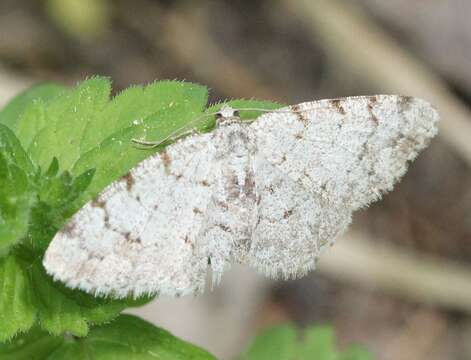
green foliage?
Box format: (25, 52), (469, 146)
(0, 84), (66, 133)
(29, 77), (112, 172)
(0, 124), (35, 255)
(0, 153), (33, 255)
(0, 124), (35, 176)
(0, 325), (63, 360)
(0, 256), (36, 342)
(27, 162), (95, 253)
(241, 324), (374, 360)
(0, 315), (216, 360)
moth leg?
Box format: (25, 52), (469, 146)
(132, 128), (200, 149)
(131, 110), (220, 149)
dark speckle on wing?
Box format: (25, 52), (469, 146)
(330, 99), (346, 115)
(121, 173), (135, 191)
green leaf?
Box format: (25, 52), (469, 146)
(44, 158), (59, 178)
(16, 98), (49, 151)
(31, 261), (130, 337)
(241, 325), (298, 360)
(0, 315), (217, 360)
(0, 256), (36, 342)
(0, 83), (66, 133)
(29, 77), (111, 171)
(80, 80), (208, 154)
(57, 314), (217, 360)
(0, 127), (36, 255)
(26, 168), (95, 254)
(54, 314), (217, 360)
(0, 158), (33, 255)
(0, 326), (62, 360)
(242, 324), (375, 360)
(298, 325), (337, 360)
(0, 124), (35, 176)
(28, 79), (209, 175)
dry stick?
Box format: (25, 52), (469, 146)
(320, 232), (471, 313)
(120, 2), (283, 102)
(282, 0), (471, 166)
(383, 309), (447, 360)
(160, 8), (284, 101)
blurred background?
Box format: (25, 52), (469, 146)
(1, 0), (471, 359)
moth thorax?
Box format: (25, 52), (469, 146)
(215, 105), (241, 127)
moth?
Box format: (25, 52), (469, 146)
(43, 95), (438, 298)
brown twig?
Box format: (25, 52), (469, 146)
(319, 232), (471, 314)
(120, 2), (284, 102)
(384, 309), (447, 360)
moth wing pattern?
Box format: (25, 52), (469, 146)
(248, 95), (438, 278)
(43, 132), (219, 298)
(250, 95), (439, 211)
(249, 157), (351, 278)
